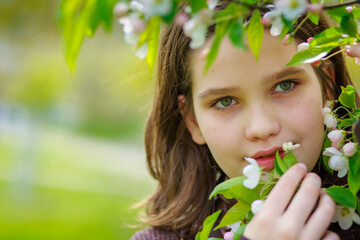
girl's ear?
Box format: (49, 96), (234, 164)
(178, 95), (206, 145)
(320, 60), (336, 101)
(321, 60), (336, 80)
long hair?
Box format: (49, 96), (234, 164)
(141, 2), (356, 238)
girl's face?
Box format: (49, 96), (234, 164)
(187, 31), (326, 178)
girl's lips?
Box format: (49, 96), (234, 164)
(254, 151), (285, 169)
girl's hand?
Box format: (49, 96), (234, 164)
(243, 164), (339, 240)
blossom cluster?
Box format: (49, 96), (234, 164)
(113, 0), (360, 70)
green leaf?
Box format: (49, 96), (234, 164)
(349, 151), (360, 176)
(326, 186), (357, 209)
(209, 176), (260, 204)
(189, 0), (207, 13)
(209, 177), (246, 199)
(229, 18), (246, 50)
(309, 27), (344, 48)
(308, 12), (319, 25)
(215, 2), (247, 21)
(287, 47), (333, 66)
(161, 1), (177, 23)
(247, 9), (263, 61)
(214, 201), (250, 230)
(353, 8), (360, 19)
(339, 85), (357, 109)
(328, 7), (349, 24)
(138, 17), (161, 73)
(282, 152), (297, 169)
(233, 224), (247, 240)
(274, 151), (284, 175)
(348, 166), (360, 196)
(341, 14), (360, 39)
(340, 118), (355, 128)
(58, 0), (116, 71)
(205, 20), (234, 73)
(195, 210), (221, 240)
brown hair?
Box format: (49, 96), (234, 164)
(141, 2), (356, 239)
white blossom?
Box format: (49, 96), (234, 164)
(251, 200), (264, 214)
(323, 147), (349, 178)
(183, 9), (212, 49)
(322, 107), (337, 130)
(328, 129), (345, 148)
(297, 42), (309, 52)
(207, 0), (218, 10)
(343, 142), (357, 157)
(243, 157), (261, 189)
(118, 12), (146, 45)
(275, 0), (307, 21)
(263, 10), (284, 36)
(227, 221), (241, 234)
(142, 0), (173, 17)
(332, 205), (360, 230)
(282, 142), (300, 152)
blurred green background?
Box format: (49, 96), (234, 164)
(0, 0), (155, 239)
(1, 1), (360, 240)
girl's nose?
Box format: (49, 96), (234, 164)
(244, 103), (281, 141)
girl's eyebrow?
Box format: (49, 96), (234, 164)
(266, 66), (306, 82)
(198, 67), (306, 99)
(199, 87), (242, 99)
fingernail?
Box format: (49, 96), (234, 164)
(298, 163), (308, 171)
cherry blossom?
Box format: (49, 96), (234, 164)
(282, 142), (300, 153)
(263, 9), (284, 36)
(243, 157), (261, 189)
(322, 107), (337, 130)
(183, 9), (212, 49)
(343, 142), (357, 157)
(275, 0), (307, 21)
(142, 0), (173, 17)
(327, 129), (345, 148)
(323, 147), (349, 178)
(332, 205), (360, 230)
(297, 42), (309, 52)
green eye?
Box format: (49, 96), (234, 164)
(274, 81), (294, 92)
(215, 97), (235, 109)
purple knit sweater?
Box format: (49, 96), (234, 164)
(130, 222), (360, 240)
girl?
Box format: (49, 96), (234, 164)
(131, 2), (360, 239)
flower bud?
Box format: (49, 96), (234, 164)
(114, 2), (129, 18)
(224, 232), (234, 240)
(343, 142), (357, 157)
(283, 142), (300, 152)
(322, 107), (337, 130)
(174, 13), (189, 26)
(282, 34), (293, 45)
(261, 17), (271, 26)
(251, 200), (264, 214)
(328, 130), (345, 144)
(297, 42), (309, 52)
(308, 3), (323, 13)
(324, 100), (334, 109)
(307, 37), (314, 43)
(346, 6), (353, 13)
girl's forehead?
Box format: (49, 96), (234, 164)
(190, 32), (313, 91)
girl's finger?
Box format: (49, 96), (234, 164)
(346, 45), (360, 58)
(321, 231), (340, 240)
(262, 163), (307, 216)
(299, 193), (336, 240)
(283, 173), (321, 225)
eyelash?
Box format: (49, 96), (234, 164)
(273, 80), (299, 93)
(210, 80), (299, 110)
